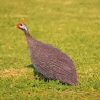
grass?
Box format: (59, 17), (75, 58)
(0, 0), (100, 99)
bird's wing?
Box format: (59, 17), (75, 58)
(36, 54), (77, 85)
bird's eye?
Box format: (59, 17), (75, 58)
(20, 24), (22, 26)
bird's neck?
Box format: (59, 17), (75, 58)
(23, 30), (30, 36)
(23, 30), (33, 40)
(23, 30), (38, 46)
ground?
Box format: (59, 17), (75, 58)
(0, 0), (100, 99)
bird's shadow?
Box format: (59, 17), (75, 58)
(26, 64), (69, 85)
(26, 64), (49, 82)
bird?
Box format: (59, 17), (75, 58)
(16, 22), (77, 85)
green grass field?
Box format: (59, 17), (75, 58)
(0, 0), (100, 99)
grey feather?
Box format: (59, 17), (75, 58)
(24, 32), (77, 85)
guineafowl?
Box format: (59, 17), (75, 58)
(16, 22), (77, 85)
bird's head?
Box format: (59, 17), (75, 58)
(16, 22), (28, 31)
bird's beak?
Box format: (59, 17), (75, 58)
(16, 23), (20, 29)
